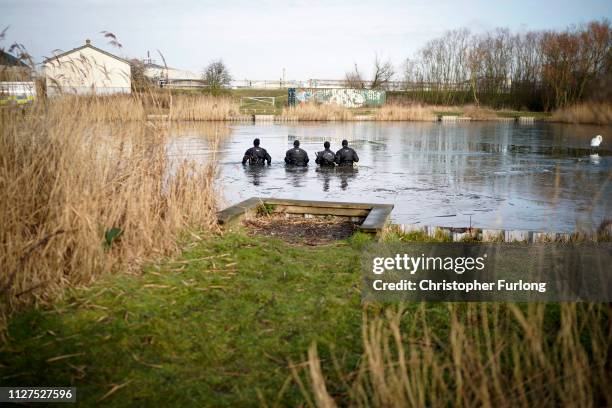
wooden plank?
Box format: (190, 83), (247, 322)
(359, 205), (394, 233)
(217, 197), (261, 225)
(263, 197), (374, 210)
(274, 205), (370, 217)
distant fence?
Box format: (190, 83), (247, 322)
(233, 79), (406, 91)
(288, 88), (386, 108)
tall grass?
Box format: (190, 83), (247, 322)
(45, 94), (146, 121)
(37, 93), (242, 122)
(282, 104), (355, 121)
(374, 104), (438, 121)
(551, 102), (612, 125)
(300, 303), (611, 407)
(0, 96), (219, 333)
(170, 95), (241, 120)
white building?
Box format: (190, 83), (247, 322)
(143, 62), (204, 88)
(144, 62), (200, 82)
(43, 39), (131, 95)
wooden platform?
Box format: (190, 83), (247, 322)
(217, 197), (393, 235)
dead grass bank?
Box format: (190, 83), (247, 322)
(169, 95), (241, 120)
(551, 102), (612, 125)
(373, 104), (438, 121)
(32, 93), (241, 121)
(281, 104), (355, 121)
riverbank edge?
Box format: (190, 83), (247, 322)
(152, 112), (612, 125)
(149, 113), (548, 123)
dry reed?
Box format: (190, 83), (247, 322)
(460, 104), (517, 120)
(0, 96), (220, 333)
(374, 104), (438, 121)
(301, 303), (611, 407)
(37, 93), (242, 122)
(551, 102), (612, 125)
(44, 94), (146, 121)
(170, 95), (240, 121)
(281, 104), (355, 121)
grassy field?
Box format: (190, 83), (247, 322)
(1, 229), (610, 407)
(213, 88), (287, 115)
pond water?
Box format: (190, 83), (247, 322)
(168, 121), (611, 233)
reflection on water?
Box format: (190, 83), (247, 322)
(283, 166), (308, 188)
(243, 165), (268, 186)
(313, 166), (359, 191)
(167, 121), (612, 232)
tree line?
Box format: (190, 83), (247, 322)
(348, 19), (611, 111)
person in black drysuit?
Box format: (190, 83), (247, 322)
(284, 140), (309, 166)
(335, 139), (359, 166)
(242, 138), (271, 165)
(315, 141), (336, 167)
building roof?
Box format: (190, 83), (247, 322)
(0, 50), (28, 67)
(144, 64), (201, 81)
(43, 39), (129, 65)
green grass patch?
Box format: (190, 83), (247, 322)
(232, 89), (288, 114)
(0, 231), (374, 406)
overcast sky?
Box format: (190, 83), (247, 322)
(2, 0), (611, 79)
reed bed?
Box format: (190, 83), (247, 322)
(281, 104), (355, 121)
(373, 104), (438, 121)
(169, 95), (240, 121)
(37, 94), (242, 122)
(44, 94), (147, 122)
(0, 97), (219, 333)
(300, 303), (611, 407)
(460, 104), (519, 120)
(551, 102), (612, 125)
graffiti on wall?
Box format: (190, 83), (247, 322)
(288, 88), (385, 108)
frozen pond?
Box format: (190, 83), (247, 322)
(168, 121), (611, 233)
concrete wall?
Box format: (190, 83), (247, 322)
(44, 44), (131, 95)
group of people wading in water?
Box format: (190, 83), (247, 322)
(241, 138), (359, 167)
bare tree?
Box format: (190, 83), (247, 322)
(344, 63), (365, 88)
(402, 58), (422, 91)
(203, 59), (232, 92)
(370, 55), (395, 89)
(467, 42), (486, 105)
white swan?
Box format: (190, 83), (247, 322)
(590, 135), (603, 147)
